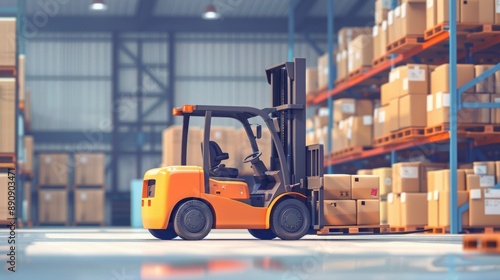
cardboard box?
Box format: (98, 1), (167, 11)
(162, 126), (203, 168)
(399, 64), (429, 95)
(469, 188), (500, 227)
(38, 189), (68, 224)
(357, 200), (380, 225)
(336, 50), (348, 82)
(387, 10), (396, 44)
(346, 116), (373, 147)
(351, 175), (380, 199)
(438, 191), (469, 227)
(461, 0), (479, 23)
(399, 94), (427, 129)
(461, 94), (490, 124)
(24, 136), (34, 174)
(19, 54), (25, 101)
(380, 200), (388, 224)
(496, 0), (500, 24)
(387, 193), (401, 226)
(427, 190), (439, 227)
(357, 169), (373, 175)
(324, 174), (351, 200)
(338, 27), (373, 50)
(388, 98), (399, 132)
(74, 189), (105, 224)
(334, 99), (356, 122)
(324, 200), (357, 226)
(0, 78), (15, 153)
(381, 81), (397, 106)
(373, 106), (388, 139)
(400, 192), (428, 226)
(426, 0), (437, 29)
(24, 181), (31, 222)
(466, 174), (496, 190)
(372, 25), (382, 59)
(393, 162), (420, 193)
(380, 21), (388, 58)
(431, 64), (475, 95)
(478, 0), (495, 24)
(74, 153), (105, 186)
(497, 161), (500, 185)
(0, 18), (16, 67)
(318, 53), (329, 90)
(38, 154), (69, 186)
(427, 92), (490, 126)
(475, 65), (495, 93)
(347, 34), (373, 72)
(0, 174), (10, 220)
(375, 0), (391, 24)
(437, 0), (460, 24)
(306, 68), (318, 95)
(372, 167), (392, 196)
(421, 163), (448, 192)
(400, 2), (426, 37)
(473, 161), (496, 175)
(433, 169), (466, 192)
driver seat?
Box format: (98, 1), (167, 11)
(204, 141), (239, 178)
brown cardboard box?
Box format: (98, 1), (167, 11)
(314, 108), (329, 128)
(426, 0), (437, 29)
(373, 106), (388, 139)
(381, 81), (397, 106)
(306, 68), (318, 95)
(387, 193), (401, 226)
(399, 94), (427, 129)
(24, 90), (31, 127)
(38, 154), (69, 186)
(400, 192), (428, 226)
(74, 189), (105, 224)
(74, 153), (105, 186)
(437, 0), (460, 24)
(460, 0), (480, 23)
(19, 54), (25, 101)
(347, 116), (373, 147)
(38, 189), (68, 224)
(438, 191), (469, 227)
(421, 163), (448, 192)
(372, 25), (382, 59)
(473, 161), (496, 175)
(336, 50), (348, 82)
(334, 99), (356, 122)
(461, 94), (490, 124)
(357, 169), (373, 175)
(24, 136), (34, 174)
(427, 92), (489, 126)
(357, 200), (380, 225)
(400, 2), (427, 37)
(475, 65), (495, 93)
(427, 191), (439, 227)
(375, 0), (391, 24)
(0, 18), (16, 67)
(324, 200), (357, 226)
(478, 0), (495, 24)
(318, 53), (329, 90)
(373, 167), (392, 196)
(337, 27), (373, 50)
(380, 200), (388, 224)
(466, 174), (496, 190)
(324, 174), (351, 200)
(431, 64), (475, 95)
(162, 126), (203, 168)
(387, 10), (396, 44)
(393, 6), (403, 42)
(434, 169), (466, 192)
(380, 21), (388, 58)
(427, 170), (438, 193)
(388, 98), (399, 132)
(24, 181), (31, 223)
(469, 188), (500, 227)
(0, 173), (10, 220)
(0, 78), (15, 153)
(348, 34), (373, 72)
(393, 162), (420, 193)
(400, 64), (429, 95)
(496, 1), (500, 24)
(496, 161), (500, 185)
(351, 175), (380, 199)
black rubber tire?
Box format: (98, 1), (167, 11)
(173, 200), (213, 240)
(271, 198), (310, 240)
(149, 227), (178, 240)
(248, 229), (276, 240)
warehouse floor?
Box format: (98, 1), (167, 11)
(1, 228), (499, 279)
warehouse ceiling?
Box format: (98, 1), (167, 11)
(14, 0), (374, 33)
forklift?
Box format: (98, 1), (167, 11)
(142, 58), (325, 240)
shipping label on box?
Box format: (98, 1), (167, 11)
(474, 164), (487, 175)
(485, 189), (500, 198)
(436, 92), (450, 108)
(427, 94), (433, 112)
(400, 166), (419, 179)
(479, 175), (495, 187)
(485, 200), (500, 215)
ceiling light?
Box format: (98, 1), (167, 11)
(90, 0), (107, 11)
(202, 4), (220, 20)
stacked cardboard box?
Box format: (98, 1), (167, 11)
(324, 174), (380, 226)
(372, 167), (392, 224)
(38, 189), (68, 225)
(0, 173), (11, 222)
(375, 0), (391, 24)
(388, 161), (447, 227)
(0, 18), (16, 67)
(467, 161), (500, 227)
(331, 27), (372, 82)
(432, 0), (497, 26)
(388, 1), (426, 46)
(347, 34), (373, 74)
(74, 189), (105, 225)
(306, 119), (316, 146)
(306, 67), (318, 96)
(23, 181), (31, 224)
(162, 126), (203, 167)
(24, 136), (34, 174)
(38, 153), (69, 225)
(476, 65), (500, 124)
(74, 153), (105, 186)
(0, 78), (16, 153)
(332, 99), (374, 151)
(38, 153), (69, 186)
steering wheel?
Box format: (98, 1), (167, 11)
(243, 151), (262, 163)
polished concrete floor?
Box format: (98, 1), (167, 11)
(0, 228), (499, 279)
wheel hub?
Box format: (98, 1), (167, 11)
(281, 207), (303, 233)
(184, 209), (205, 233)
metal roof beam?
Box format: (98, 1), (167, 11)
(295, 0), (318, 29)
(136, 0), (158, 27)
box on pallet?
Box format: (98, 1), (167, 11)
(333, 99), (373, 122)
(74, 189), (105, 224)
(324, 200), (357, 226)
(430, 169), (466, 192)
(318, 53), (329, 90)
(427, 92), (490, 127)
(24, 136), (34, 173)
(38, 154), (69, 186)
(324, 175), (351, 200)
(427, 189), (439, 227)
(388, 98), (399, 132)
(357, 169), (373, 175)
(162, 126), (203, 167)
(0, 18), (16, 67)
(38, 189), (68, 224)
(466, 174), (496, 190)
(0, 78), (15, 153)
(373, 106), (388, 139)
(438, 191), (469, 227)
(393, 162), (446, 193)
(426, 0), (437, 30)
(336, 50), (348, 82)
(337, 27), (373, 50)
(399, 94), (427, 129)
(373, 167), (392, 196)
(399, 2), (426, 38)
(380, 21), (388, 59)
(387, 193), (400, 226)
(357, 200), (380, 225)
(351, 175), (379, 200)
(431, 64), (475, 95)
(375, 0), (391, 24)
(347, 35), (373, 73)
(469, 188), (500, 227)
(380, 200), (388, 224)
(400, 192), (428, 226)
(346, 115), (373, 147)
(473, 161), (496, 176)
(475, 65), (496, 93)
(74, 153), (105, 186)
(0, 174), (9, 220)
(306, 68), (318, 95)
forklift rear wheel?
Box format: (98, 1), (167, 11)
(174, 200), (213, 240)
(248, 229), (276, 240)
(149, 227), (178, 240)
(271, 198), (310, 240)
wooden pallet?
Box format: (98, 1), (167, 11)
(424, 22), (483, 40)
(386, 36), (425, 54)
(329, 146), (371, 159)
(335, 76), (347, 85)
(0, 153), (16, 164)
(73, 222), (105, 227)
(372, 54), (389, 67)
(347, 66), (371, 79)
(463, 234), (500, 253)
(424, 226), (449, 234)
(390, 226), (426, 232)
(317, 224), (389, 235)
(425, 226), (500, 234)
(373, 127), (425, 147)
(0, 66), (16, 77)
(425, 123), (500, 136)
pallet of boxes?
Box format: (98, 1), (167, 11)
(73, 153), (106, 226)
(358, 168), (393, 225)
(37, 154), (69, 225)
(318, 173), (388, 234)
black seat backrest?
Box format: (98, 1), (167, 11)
(201, 141), (229, 169)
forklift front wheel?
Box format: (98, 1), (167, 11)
(271, 199), (310, 240)
(174, 200), (213, 240)
(248, 229), (276, 240)
(149, 227), (178, 240)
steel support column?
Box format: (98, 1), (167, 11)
(136, 39), (144, 178)
(326, 0), (335, 174)
(167, 32), (175, 127)
(111, 32), (120, 193)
